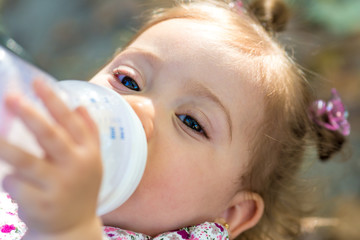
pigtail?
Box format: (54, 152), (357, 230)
(247, 0), (350, 162)
(248, 0), (290, 33)
(313, 124), (346, 161)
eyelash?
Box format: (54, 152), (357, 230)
(177, 114), (208, 139)
(112, 68), (141, 91)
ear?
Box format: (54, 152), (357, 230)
(220, 191), (264, 239)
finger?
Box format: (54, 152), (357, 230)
(4, 94), (74, 163)
(0, 139), (51, 187)
(3, 172), (43, 198)
(0, 137), (39, 169)
(32, 79), (91, 144)
(2, 173), (46, 224)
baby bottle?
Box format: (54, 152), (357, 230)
(0, 44), (147, 216)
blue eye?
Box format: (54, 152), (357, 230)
(178, 114), (207, 137)
(114, 73), (140, 91)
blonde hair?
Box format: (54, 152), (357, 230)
(126, 0), (346, 239)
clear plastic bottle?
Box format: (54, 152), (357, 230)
(0, 44), (147, 216)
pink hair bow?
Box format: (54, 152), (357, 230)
(309, 89), (350, 136)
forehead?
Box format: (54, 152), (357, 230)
(132, 19), (235, 65)
(130, 19), (255, 92)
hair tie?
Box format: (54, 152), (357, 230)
(229, 0), (244, 13)
(309, 89), (350, 136)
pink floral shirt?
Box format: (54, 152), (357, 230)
(103, 222), (229, 240)
(0, 192), (229, 240)
(0, 192), (27, 240)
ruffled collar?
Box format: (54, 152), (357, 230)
(103, 222), (229, 240)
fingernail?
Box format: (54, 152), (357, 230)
(33, 78), (43, 89)
(33, 79), (50, 95)
(4, 93), (21, 110)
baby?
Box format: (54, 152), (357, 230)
(0, 0), (349, 240)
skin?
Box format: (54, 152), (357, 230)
(0, 19), (264, 239)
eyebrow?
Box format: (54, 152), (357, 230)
(184, 80), (233, 142)
(120, 47), (162, 69)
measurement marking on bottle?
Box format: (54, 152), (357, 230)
(120, 127), (125, 140)
(110, 127), (116, 139)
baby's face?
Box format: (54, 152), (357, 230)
(90, 19), (263, 236)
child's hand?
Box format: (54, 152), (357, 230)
(0, 80), (103, 239)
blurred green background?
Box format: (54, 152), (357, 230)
(1, 0), (359, 239)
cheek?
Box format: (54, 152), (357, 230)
(140, 140), (209, 205)
(139, 137), (233, 215)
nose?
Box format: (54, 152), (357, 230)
(124, 96), (155, 141)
